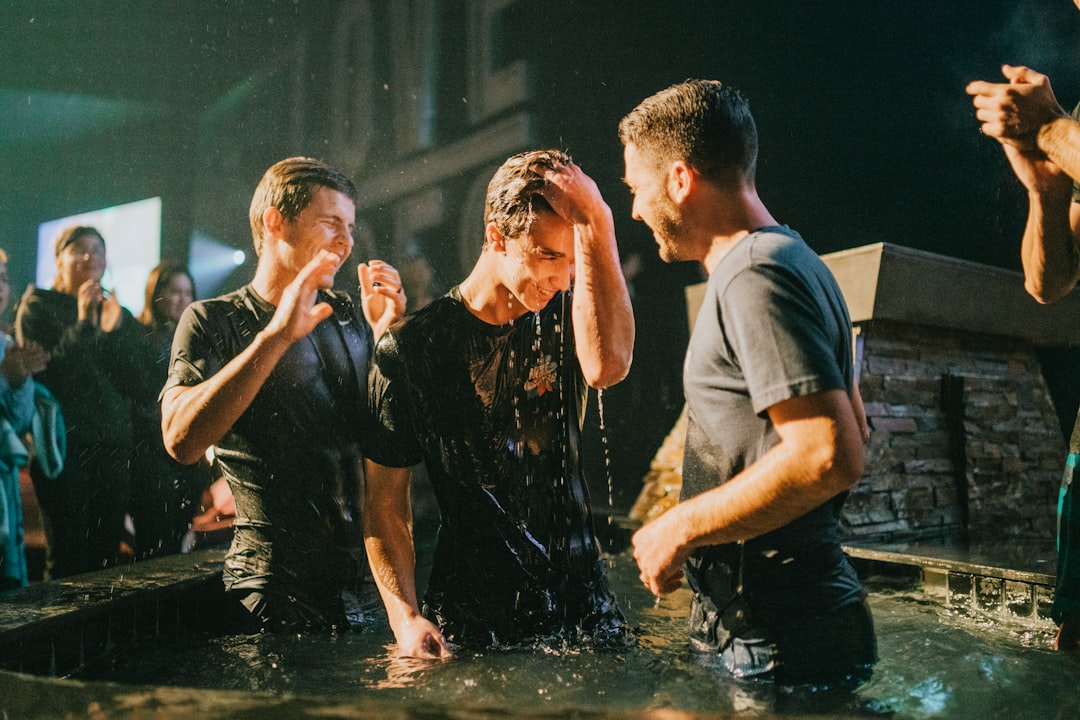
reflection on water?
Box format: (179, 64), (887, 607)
(74, 551), (1078, 719)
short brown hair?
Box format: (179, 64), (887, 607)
(483, 149), (571, 243)
(248, 157), (358, 254)
(619, 79), (758, 188)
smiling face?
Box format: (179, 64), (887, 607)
(55, 231), (107, 293)
(623, 142), (687, 263)
(278, 185), (356, 289)
(500, 210), (574, 313)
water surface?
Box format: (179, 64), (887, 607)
(73, 549), (1078, 719)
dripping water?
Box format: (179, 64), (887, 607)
(595, 388), (617, 557)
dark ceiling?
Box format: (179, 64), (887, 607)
(1, 0), (317, 147)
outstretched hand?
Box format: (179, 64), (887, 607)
(264, 251), (339, 342)
(359, 260), (407, 338)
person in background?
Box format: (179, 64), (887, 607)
(622, 80), (875, 687)
(130, 261), (212, 559)
(160, 156), (406, 632)
(0, 248), (50, 589)
(15, 227), (156, 579)
(967, 35), (1080, 650)
(400, 253), (437, 312)
(364, 149), (635, 658)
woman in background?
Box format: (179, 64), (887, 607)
(15, 226), (156, 578)
(0, 247), (49, 589)
(131, 261), (212, 559)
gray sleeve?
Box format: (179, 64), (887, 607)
(720, 263), (848, 415)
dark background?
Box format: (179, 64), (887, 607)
(4, 0), (1080, 509)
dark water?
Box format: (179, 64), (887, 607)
(72, 549), (1079, 719)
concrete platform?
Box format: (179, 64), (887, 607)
(845, 538), (1057, 628)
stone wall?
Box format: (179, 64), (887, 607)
(846, 320), (1062, 543)
(631, 244), (1073, 545)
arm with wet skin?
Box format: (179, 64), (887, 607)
(632, 389), (864, 595)
(536, 161), (635, 389)
(161, 252), (338, 465)
(968, 65), (1080, 303)
(363, 460), (451, 659)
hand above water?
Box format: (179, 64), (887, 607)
(632, 510), (688, 597)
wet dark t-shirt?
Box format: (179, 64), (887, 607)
(368, 287), (625, 647)
(164, 285), (375, 618)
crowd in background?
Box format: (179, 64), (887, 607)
(0, 231), (230, 587)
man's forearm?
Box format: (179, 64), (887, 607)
(1020, 188), (1080, 304)
(1039, 116), (1080, 186)
(673, 390), (864, 549)
(365, 530), (424, 635)
(162, 329), (290, 464)
(571, 212), (635, 389)
(362, 464), (424, 635)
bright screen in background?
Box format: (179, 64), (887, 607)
(37, 197), (162, 318)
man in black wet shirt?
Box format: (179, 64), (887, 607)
(161, 157), (405, 631)
(364, 150), (635, 657)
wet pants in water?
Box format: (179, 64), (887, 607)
(1052, 415), (1080, 624)
(686, 549), (877, 686)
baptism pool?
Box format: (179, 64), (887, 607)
(1, 538), (1076, 720)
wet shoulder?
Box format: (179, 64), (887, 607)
(180, 287), (266, 340)
(389, 293), (474, 348)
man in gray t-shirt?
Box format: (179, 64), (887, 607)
(620, 80), (875, 686)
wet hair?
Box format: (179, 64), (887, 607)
(53, 225), (105, 258)
(248, 156), (358, 255)
(618, 79), (758, 188)
(483, 149), (571, 243)
(138, 260), (195, 327)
